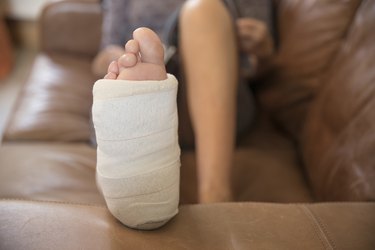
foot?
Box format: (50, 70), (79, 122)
(104, 27), (167, 81)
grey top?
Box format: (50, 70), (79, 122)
(101, 0), (185, 48)
(100, 0), (274, 48)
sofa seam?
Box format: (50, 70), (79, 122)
(0, 198), (107, 209)
(306, 206), (338, 250)
(298, 205), (335, 250)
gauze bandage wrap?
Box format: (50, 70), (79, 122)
(92, 74), (180, 230)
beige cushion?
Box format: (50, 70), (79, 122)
(4, 53), (96, 142)
(0, 142), (104, 205)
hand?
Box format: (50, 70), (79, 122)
(92, 45), (125, 78)
(236, 18), (274, 59)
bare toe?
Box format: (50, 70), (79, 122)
(125, 39), (140, 61)
(108, 61), (119, 75)
(104, 71), (117, 80)
(133, 27), (164, 66)
(103, 61), (119, 79)
(118, 53), (138, 69)
(116, 27), (167, 81)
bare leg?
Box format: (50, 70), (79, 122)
(180, 0), (238, 203)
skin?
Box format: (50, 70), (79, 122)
(95, 0), (274, 203)
(103, 27), (167, 81)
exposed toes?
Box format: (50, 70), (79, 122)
(111, 28), (167, 81)
(104, 61), (119, 79)
(133, 27), (165, 66)
(108, 61), (119, 75)
(104, 71), (118, 80)
(118, 53), (138, 69)
(125, 39), (140, 59)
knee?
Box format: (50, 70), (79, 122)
(180, 0), (232, 28)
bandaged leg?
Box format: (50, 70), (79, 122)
(92, 28), (180, 230)
(92, 74), (180, 230)
(93, 63), (180, 229)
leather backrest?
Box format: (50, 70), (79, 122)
(254, 0), (375, 201)
(0, 17), (13, 80)
(40, 0), (102, 57)
(302, 0), (375, 201)
(257, 0), (361, 140)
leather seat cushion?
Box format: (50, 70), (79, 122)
(0, 142), (104, 205)
(4, 53), (96, 142)
(0, 200), (374, 250)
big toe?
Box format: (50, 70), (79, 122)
(133, 27), (164, 66)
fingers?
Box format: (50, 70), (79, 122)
(236, 18), (269, 54)
(104, 45), (126, 62)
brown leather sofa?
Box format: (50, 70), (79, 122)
(1, 0), (374, 249)
(0, 13), (13, 80)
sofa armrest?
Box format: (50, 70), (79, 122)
(40, 0), (102, 57)
(1, 200), (374, 249)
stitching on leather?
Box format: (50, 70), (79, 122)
(0, 198), (106, 208)
(299, 205), (335, 250)
(305, 206), (338, 250)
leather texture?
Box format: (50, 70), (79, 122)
(258, 0), (361, 140)
(0, 200), (374, 250)
(40, 0), (102, 57)
(0, 0), (374, 249)
(256, 0), (375, 201)
(0, 143), (104, 205)
(0, 16), (13, 80)
(302, 0), (375, 201)
(4, 53), (95, 142)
